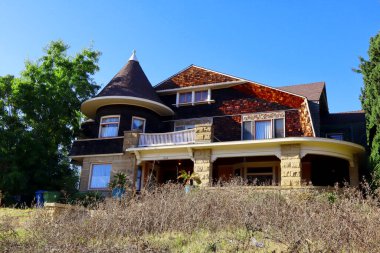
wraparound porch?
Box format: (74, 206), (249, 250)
(128, 137), (365, 187)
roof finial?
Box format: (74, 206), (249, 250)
(129, 50), (138, 62)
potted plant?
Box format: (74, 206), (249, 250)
(177, 170), (202, 193)
(109, 172), (128, 199)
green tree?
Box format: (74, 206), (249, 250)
(357, 31), (380, 184)
(0, 41), (100, 199)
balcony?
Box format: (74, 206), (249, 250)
(138, 129), (196, 147)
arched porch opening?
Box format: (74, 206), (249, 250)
(301, 154), (350, 186)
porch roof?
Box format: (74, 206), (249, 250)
(126, 137), (365, 167)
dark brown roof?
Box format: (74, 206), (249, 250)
(155, 65), (240, 90)
(278, 82), (325, 101)
(97, 59), (163, 104)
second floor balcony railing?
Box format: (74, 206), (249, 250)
(138, 129), (196, 147)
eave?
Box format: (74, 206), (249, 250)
(126, 137), (365, 166)
(81, 96), (175, 119)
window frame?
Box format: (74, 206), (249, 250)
(241, 116), (285, 140)
(254, 119), (273, 140)
(131, 116), (146, 133)
(176, 89), (212, 106)
(98, 115), (120, 138)
(174, 124), (195, 131)
(88, 163), (112, 190)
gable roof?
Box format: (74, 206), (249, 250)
(154, 65), (241, 90)
(278, 82), (325, 101)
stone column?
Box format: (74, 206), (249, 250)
(123, 131), (140, 150)
(195, 123), (213, 143)
(193, 149), (213, 186)
(280, 144), (302, 186)
(349, 155), (359, 186)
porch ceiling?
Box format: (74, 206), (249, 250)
(126, 137), (365, 165)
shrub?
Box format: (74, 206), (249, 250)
(1, 181), (380, 252)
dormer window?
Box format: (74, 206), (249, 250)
(131, 116), (146, 132)
(176, 89), (212, 106)
(99, 116), (120, 138)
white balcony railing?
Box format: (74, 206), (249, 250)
(138, 129), (196, 147)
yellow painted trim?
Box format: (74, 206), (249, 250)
(81, 96), (174, 119)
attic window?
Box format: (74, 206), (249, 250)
(176, 89), (212, 106)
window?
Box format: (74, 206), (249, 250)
(89, 164), (111, 189)
(174, 124), (195, 131)
(194, 90), (208, 102)
(179, 92), (192, 104)
(274, 118), (285, 138)
(246, 167), (273, 185)
(135, 166), (142, 192)
(242, 116), (285, 140)
(176, 89), (212, 106)
(131, 117), (146, 132)
(99, 116), (120, 138)
(255, 120), (272, 140)
(242, 121), (253, 140)
(327, 133), (343, 141)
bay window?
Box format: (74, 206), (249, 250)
(99, 116), (120, 138)
(89, 164), (111, 189)
(242, 114), (285, 140)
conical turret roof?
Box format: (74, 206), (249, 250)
(81, 51), (174, 118)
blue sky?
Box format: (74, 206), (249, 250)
(1, 1), (379, 112)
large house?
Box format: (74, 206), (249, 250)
(70, 51), (366, 192)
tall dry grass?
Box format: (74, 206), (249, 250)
(1, 180), (380, 252)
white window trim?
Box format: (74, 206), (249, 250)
(131, 116), (146, 133)
(98, 115), (120, 138)
(175, 88), (214, 107)
(88, 163), (112, 190)
(241, 117), (285, 140)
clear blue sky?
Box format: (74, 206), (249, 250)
(1, 1), (379, 112)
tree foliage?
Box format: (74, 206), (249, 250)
(357, 31), (380, 184)
(0, 41), (100, 198)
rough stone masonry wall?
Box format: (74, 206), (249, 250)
(79, 153), (136, 192)
(193, 149), (212, 186)
(280, 144), (302, 186)
(195, 123), (213, 143)
(78, 131), (139, 192)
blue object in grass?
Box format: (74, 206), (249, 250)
(35, 190), (46, 208)
(112, 187), (125, 199)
